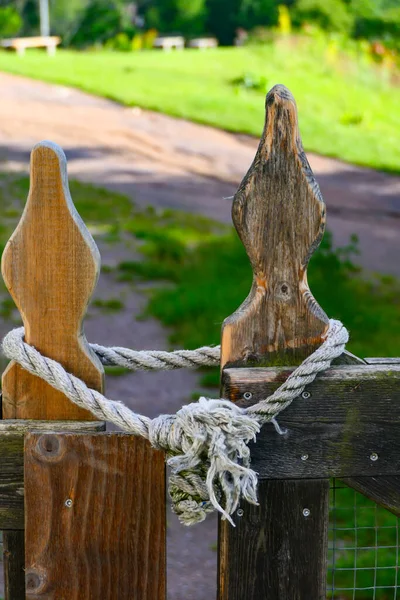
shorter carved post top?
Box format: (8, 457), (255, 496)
(221, 85), (328, 369)
(1, 141), (104, 420)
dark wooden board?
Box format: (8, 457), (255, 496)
(218, 86), (334, 599)
(25, 432), (166, 599)
(218, 479), (330, 600)
(342, 476), (400, 517)
(223, 365), (400, 479)
(3, 530), (25, 600)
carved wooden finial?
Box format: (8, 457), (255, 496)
(221, 85), (328, 368)
(1, 141), (103, 419)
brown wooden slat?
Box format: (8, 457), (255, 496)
(0, 421), (105, 530)
(24, 432), (166, 599)
(1, 141), (167, 598)
(223, 365), (400, 479)
(218, 85), (330, 599)
(343, 476), (400, 517)
(219, 479), (330, 600)
(1, 141), (103, 420)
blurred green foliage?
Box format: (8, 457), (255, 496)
(1, 0), (400, 50)
(0, 6), (21, 37)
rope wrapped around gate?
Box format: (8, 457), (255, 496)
(2, 319), (348, 526)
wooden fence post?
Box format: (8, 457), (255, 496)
(218, 85), (330, 599)
(1, 141), (166, 599)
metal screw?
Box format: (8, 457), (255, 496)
(303, 508), (311, 517)
(65, 499), (73, 508)
(237, 508), (244, 517)
(302, 391), (311, 399)
(301, 454), (309, 461)
(370, 452), (379, 462)
(243, 392), (252, 401)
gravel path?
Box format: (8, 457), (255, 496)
(0, 71), (399, 598)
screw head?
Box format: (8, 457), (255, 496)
(302, 391), (311, 399)
(237, 508), (244, 517)
(243, 392), (252, 401)
(301, 454), (309, 461)
(303, 508), (311, 517)
(370, 452), (379, 462)
(65, 498), (73, 508)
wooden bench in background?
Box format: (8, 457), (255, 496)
(0, 36), (61, 56)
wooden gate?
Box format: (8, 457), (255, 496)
(0, 85), (399, 599)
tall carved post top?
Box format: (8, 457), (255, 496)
(221, 84), (329, 369)
(1, 141), (103, 420)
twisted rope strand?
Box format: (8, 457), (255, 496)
(90, 343), (220, 370)
(2, 319), (348, 526)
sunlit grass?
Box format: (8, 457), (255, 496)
(0, 37), (400, 171)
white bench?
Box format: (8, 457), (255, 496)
(153, 36), (185, 51)
(0, 36), (61, 56)
(188, 38), (218, 49)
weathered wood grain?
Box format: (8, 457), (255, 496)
(3, 531), (25, 600)
(223, 365), (400, 479)
(342, 476), (400, 517)
(365, 357), (400, 365)
(221, 84), (328, 370)
(0, 421), (105, 530)
(218, 85), (330, 599)
(219, 479), (330, 600)
(25, 432), (166, 599)
(1, 141), (103, 420)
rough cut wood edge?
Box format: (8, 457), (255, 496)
(223, 365), (400, 479)
(1, 140), (104, 419)
(365, 357), (400, 364)
(221, 84), (328, 370)
(25, 432), (166, 599)
(0, 420), (106, 433)
(342, 476), (400, 517)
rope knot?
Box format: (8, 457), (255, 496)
(148, 397), (261, 525)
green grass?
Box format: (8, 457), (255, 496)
(1, 36), (400, 172)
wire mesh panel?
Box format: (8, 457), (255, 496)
(328, 480), (400, 599)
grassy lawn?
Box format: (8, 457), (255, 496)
(1, 36), (400, 172)
(1, 172), (399, 597)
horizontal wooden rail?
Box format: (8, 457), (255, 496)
(223, 364), (400, 479)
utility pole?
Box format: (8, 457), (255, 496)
(39, 0), (50, 37)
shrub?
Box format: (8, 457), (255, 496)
(0, 7), (22, 38)
(105, 32), (132, 52)
(292, 0), (353, 33)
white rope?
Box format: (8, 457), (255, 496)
(90, 343), (220, 370)
(2, 319), (348, 526)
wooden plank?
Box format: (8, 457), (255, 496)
(365, 357), (400, 365)
(218, 85), (330, 599)
(221, 85), (328, 369)
(342, 476), (400, 517)
(1, 141), (103, 420)
(1, 141), (166, 598)
(24, 433), (166, 599)
(223, 365), (400, 479)
(219, 479), (330, 600)
(0, 421), (105, 530)
(3, 531), (25, 600)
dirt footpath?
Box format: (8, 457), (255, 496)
(0, 72), (399, 276)
(0, 72), (399, 599)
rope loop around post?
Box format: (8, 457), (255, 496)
(2, 318), (348, 526)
